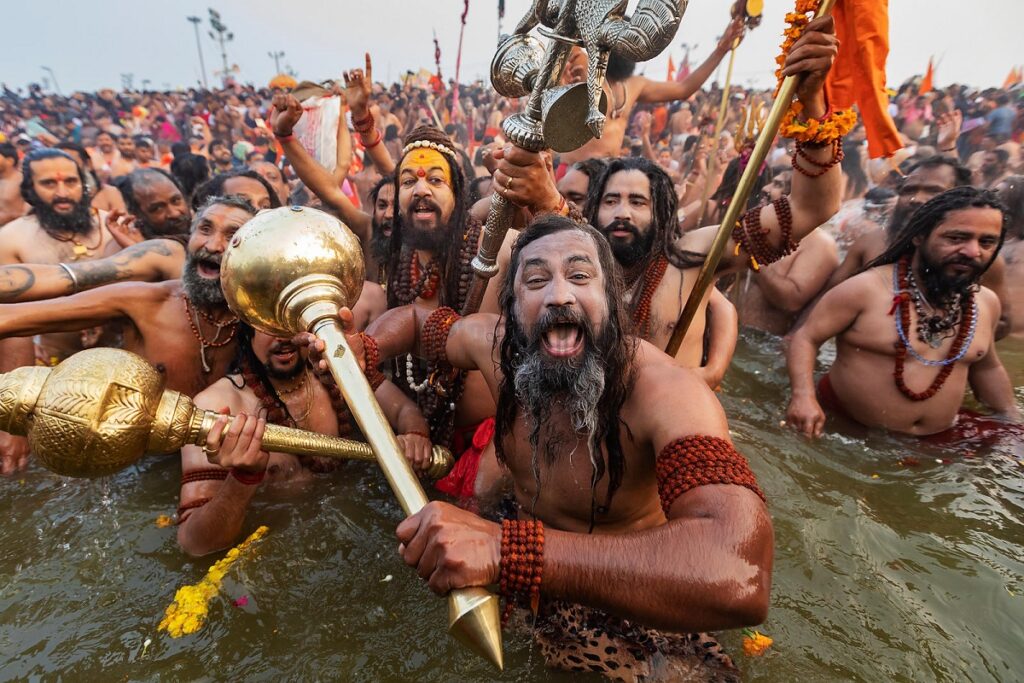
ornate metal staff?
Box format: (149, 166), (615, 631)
(0, 348), (454, 479)
(665, 0), (836, 356)
(219, 206), (503, 669)
(695, 0), (762, 227)
(462, 0), (689, 315)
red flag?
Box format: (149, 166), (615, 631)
(918, 57), (934, 95)
(826, 0), (902, 158)
(667, 55), (676, 81)
(1002, 66), (1022, 89)
(675, 51), (691, 82)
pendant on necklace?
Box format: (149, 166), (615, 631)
(72, 244), (88, 259)
(199, 343), (211, 373)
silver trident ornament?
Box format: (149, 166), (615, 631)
(461, 0), (689, 314)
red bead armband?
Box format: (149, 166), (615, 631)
(422, 306), (461, 364)
(655, 435), (765, 515)
(359, 333), (386, 390)
(730, 196), (796, 271)
(499, 519), (544, 625)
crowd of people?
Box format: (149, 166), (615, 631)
(0, 11), (1021, 680)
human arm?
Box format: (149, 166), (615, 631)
(980, 255), (1010, 341)
(344, 53), (396, 175)
(935, 109), (962, 159)
(634, 18), (744, 105)
(0, 239), (182, 303)
(693, 287), (738, 390)
(0, 280), (143, 337)
(675, 17), (843, 275)
(824, 232), (874, 290)
(638, 114), (657, 161)
(176, 392), (269, 557)
(755, 232), (839, 314)
(967, 293), (1021, 420)
(270, 93), (372, 242)
(395, 358), (774, 632)
(375, 379), (435, 474)
(784, 276), (867, 437)
(333, 87), (353, 187)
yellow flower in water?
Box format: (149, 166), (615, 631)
(158, 526), (269, 638)
(741, 629), (773, 657)
(155, 515), (174, 528)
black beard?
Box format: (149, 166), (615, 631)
(887, 202), (915, 237)
(181, 247), (226, 308)
(400, 198), (450, 251)
(918, 248), (984, 303)
(264, 342), (304, 380)
(511, 304), (609, 452)
(137, 212), (191, 239)
(371, 218), (393, 261)
(600, 219), (656, 268)
(33, 195), (93, 236)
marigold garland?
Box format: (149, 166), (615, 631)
(774, 0), (857, 144)
(158, 525), (269, 638)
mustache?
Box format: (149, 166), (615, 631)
(602, 219), (641, 239)
(269, 340), (297, 354)
(526, 305), (591, 346)
(408, 198), (441, 215)
(190, 247), (223, 266)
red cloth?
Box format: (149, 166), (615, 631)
(827, 0), (903, 158)
(435, 417), (494, 500)
(817, 373), (851, 419)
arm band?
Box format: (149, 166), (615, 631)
(656, 435), (765, 515)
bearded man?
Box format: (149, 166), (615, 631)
(786, 187), (1021, 440)
(0, 149), (119, 473)
(346, 215), (772, 679)
(177, 325), (436, 557)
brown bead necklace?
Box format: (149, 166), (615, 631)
(627, 254), (669, 337)
(181, 293), (238, 373)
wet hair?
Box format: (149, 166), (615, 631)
(229, 322), (295, 423)
(387, 126), (470, 309)
(585, 156), (677, 266)
(495, 214), (637, 520)
(995, 174), (1024, 240)
(905, 155), (972, 187)
(606, 50), (637, 82)
(0, 142), (17, 164)
(711, 156), (772, 215)
(864, 186), (897, 204)
(19, 148), (88, 205)
(117, 167), (185, 217)
(863, 186), (1008, 273)
(571, 157), (609, 180)
(170, 153), (210, 202)
(190, 168), (281, 211)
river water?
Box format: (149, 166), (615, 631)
(1, 335), (1021, 682)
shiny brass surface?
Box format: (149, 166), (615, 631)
(220, 206), (364, 338)
(0, 348), (452, 478)
(221, 211), (504, 669)
(666, 0), (838, 355)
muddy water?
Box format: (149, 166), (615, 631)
(1, 335), (1021, 681)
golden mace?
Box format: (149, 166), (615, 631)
(666, 0), (835, 355)
(0, 347), (454, 479)
(219, 206), (503, 669)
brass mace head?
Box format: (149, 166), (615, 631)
(220, 205), (365, 337)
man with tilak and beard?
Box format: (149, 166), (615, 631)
(786, 187), (1021, 440)
(0, 148), (121, 473)
(276, 93), (571, 502)
(175, 324), (437, 557)
(341, 214), (771, 679)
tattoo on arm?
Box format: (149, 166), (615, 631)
(0, 265), (36, 303)
(69, 240), (174, 290)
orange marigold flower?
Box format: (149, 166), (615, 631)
(742, 629), (774, 656)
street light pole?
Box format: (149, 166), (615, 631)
(186, 16), (209, 89)
(268, 50), (285, 75)
(41, 66), (61, 95)
(208, 8), (235, 85)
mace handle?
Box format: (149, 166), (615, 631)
(462, 191), (513, 316)
(193, 411), (454, 480)
(302, 313), (503, 670)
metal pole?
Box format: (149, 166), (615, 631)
(665, 0), (838, 356)
(187, 16), (209, 89)
(41, 66), (61, 96)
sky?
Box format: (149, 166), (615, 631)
(4, 1), (1021, 94)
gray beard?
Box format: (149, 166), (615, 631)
(181, 256), (226, 309)
(512, 346), (606, 455)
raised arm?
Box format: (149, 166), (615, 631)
(675, 16), (843, 275)
(634, 18), (744, 105)
(784, 274), (868, 437)
(0, 280), (144, 337)
(271, 93), (372, 242)
(344, 53), (396, 176)
(0, 239), (183, 303)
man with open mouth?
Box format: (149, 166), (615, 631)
(346, 213), (773, 679)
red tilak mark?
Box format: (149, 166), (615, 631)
(416, 168), (426, 178)
(54, 173), (66, 183)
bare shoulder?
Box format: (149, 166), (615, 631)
(976, 284), (1001, 319)
(0, 214), (37, 241)
(193, 376), (248, 413)
(832, 264), (889, 300)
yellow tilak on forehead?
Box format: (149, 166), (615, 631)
(399, 148), (452, 187)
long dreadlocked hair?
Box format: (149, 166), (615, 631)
(584, 156), (678, 273)
(495, 214), (638, 519)
(863, 186), (1008, 274)
(386, 126), (473, 311)
(229, 322), (295, 426)
(20, 148), (90, 205)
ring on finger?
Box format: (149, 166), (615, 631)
(201, 443), (220, 457)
